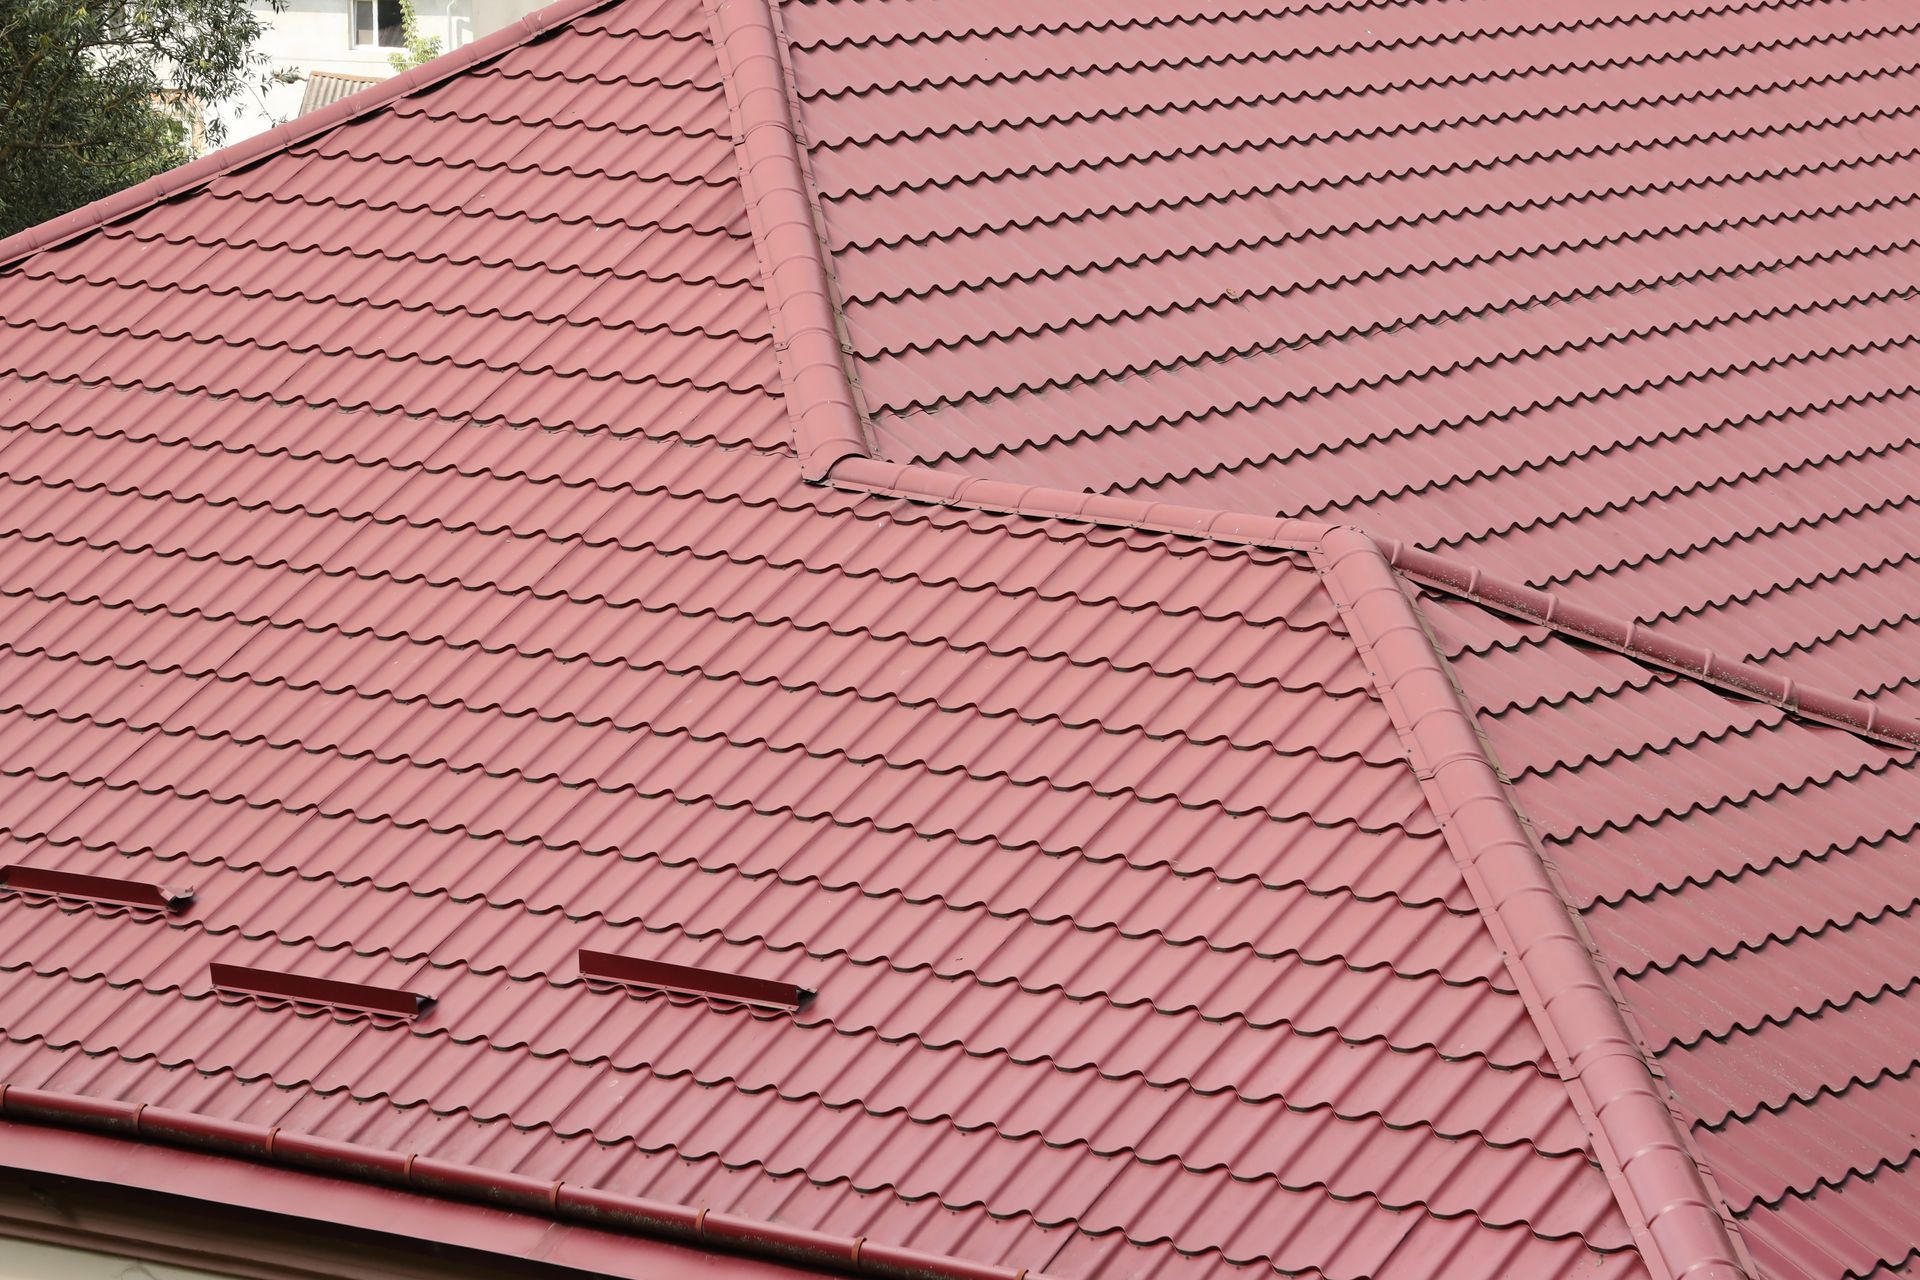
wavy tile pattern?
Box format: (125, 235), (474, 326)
(1423, 592), (1920, 1279)
(0, 1), (1643, 1277)
(785, 0), (1920, 723)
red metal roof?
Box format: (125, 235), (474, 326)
(1421, 593), (1920, 1280)
(767, 2), (1920, 1277)
(0, 1), (1676, 1277)
(787, 0), (1920, 722)
(0, 0), (1912, 1277)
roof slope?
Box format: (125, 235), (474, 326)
(1425, 595), (1920, 1279)
(780, 0), (1920, 720)
(766, 2), (1920, 1276)
(0, 1), (1675, 1277)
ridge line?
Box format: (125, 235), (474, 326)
(708, 0), (871, 475)
(1381, 540), (1920, 750)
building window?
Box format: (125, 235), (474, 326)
(352, 0), (406, 47)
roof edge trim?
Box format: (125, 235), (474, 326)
(707, 0), (871, 476)
(1383, 540), (1920, 750)
(0, 1085), (1047, 1280)
(0, 0), (616, 272)
(1312, 528), (1753, 1279)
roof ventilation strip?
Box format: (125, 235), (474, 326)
(0, 865), (194, 913)
(209, 963), (434, 1019)
(578, 949), (812, 1010)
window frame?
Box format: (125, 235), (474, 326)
(349, 0), (407, 49)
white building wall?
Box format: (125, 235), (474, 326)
(0, 1234), (240, 1279)
(215, 0), (551, 145)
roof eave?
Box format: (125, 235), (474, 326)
(0, 1088), (1040, 1280)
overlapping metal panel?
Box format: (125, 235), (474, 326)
(1415, 592), (1920, 1278)
(786, 0), (1920, 722)
(780, 4), (1920, 1274)
(0, 0), (1648, 1276)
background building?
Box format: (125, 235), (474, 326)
(213, 0), (548, 143)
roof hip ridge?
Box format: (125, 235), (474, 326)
(706, 0), (872, 476)
(1312, 527), (1754, 1280)
(707, 3), (1767, 1273)
(0, 0), (625, 272)
(1381, 540), (1920, 751)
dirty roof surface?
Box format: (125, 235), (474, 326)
(0, 1), (1663, 1277)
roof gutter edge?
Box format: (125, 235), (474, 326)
(1380, 539), (1920, 750)
(1311, 527), (1754, 1280)
(0, 1085), (1043, 1280)
(0, 0), (617, 272)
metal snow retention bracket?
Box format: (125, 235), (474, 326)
(0, 865), (194, 913)
(209, 963), (433, 1020)
(578, 949), (812, 1011)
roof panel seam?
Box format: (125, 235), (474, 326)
(812, 55), (1920, 153)
(816, 97), (1920, 206)
(796, 6), (1919, 99)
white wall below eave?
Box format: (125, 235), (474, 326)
(0, 1234), (242, 1280)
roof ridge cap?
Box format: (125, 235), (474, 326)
(1382, 540), (1920, 751)
(710, 4), (1752, 1271)
(706, 0), (873, 476)
(0, 0), (619, 272)
(1314, 527), (1752, 1280)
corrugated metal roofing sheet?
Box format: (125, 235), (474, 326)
(1422, 594), (1920, 1280)
(4, 0), (1916, 1275)
(297, 71), (384, 118)
(0, 1), (1662, 1276)
(784, 0), (1920, 722)
(774, 3), (1920, 1275)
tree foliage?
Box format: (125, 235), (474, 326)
(0, 0), (284, 237)
(387, 0), (441, 74)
